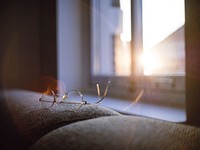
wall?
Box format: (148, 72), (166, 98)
(0, 0), (57, 91)
(57, 0), (84, 90)
(185, 0), (200, 126)
(0, 0), (88, 91)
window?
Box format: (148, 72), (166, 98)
(90, 0), (185, 107)
(91, 0), (132, 76)
(142, 0), (185, 76)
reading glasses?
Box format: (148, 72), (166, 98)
(39, 81), (110, 111)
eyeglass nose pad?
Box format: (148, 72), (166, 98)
(62, 94), (68, 100)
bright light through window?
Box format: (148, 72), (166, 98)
(142, 0), (185, 76)
(120, 0), (131, 42)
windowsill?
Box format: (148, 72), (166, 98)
(84, 94), (186, 123)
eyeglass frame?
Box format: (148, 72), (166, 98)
(39, 81), (110, 111)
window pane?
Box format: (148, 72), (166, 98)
(91, 0), (131, 76)
(142, 0), (185, 76)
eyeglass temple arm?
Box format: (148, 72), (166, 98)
(95, 81), (110, 104)
(48, 90), (57, 108)
(96, 84), (101, 99)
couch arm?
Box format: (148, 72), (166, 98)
(0, 89), (120, 149)
(31, 115), (200, 150)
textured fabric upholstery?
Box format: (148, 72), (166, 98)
(1, 90), (200, 150)
(0, 90), (120, 149)
(31, 115), (200, 150)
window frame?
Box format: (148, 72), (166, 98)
(87, 0), (142, 99)
(84, 0), (185, 107)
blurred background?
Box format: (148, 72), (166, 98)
(0, 0), (200, 126)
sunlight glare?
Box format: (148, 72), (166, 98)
(142, 51), (161, 75)
(142, 0), (185, 75)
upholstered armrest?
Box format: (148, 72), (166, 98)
(31, 115), (200, 150)
(0, 90), (120, 149)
